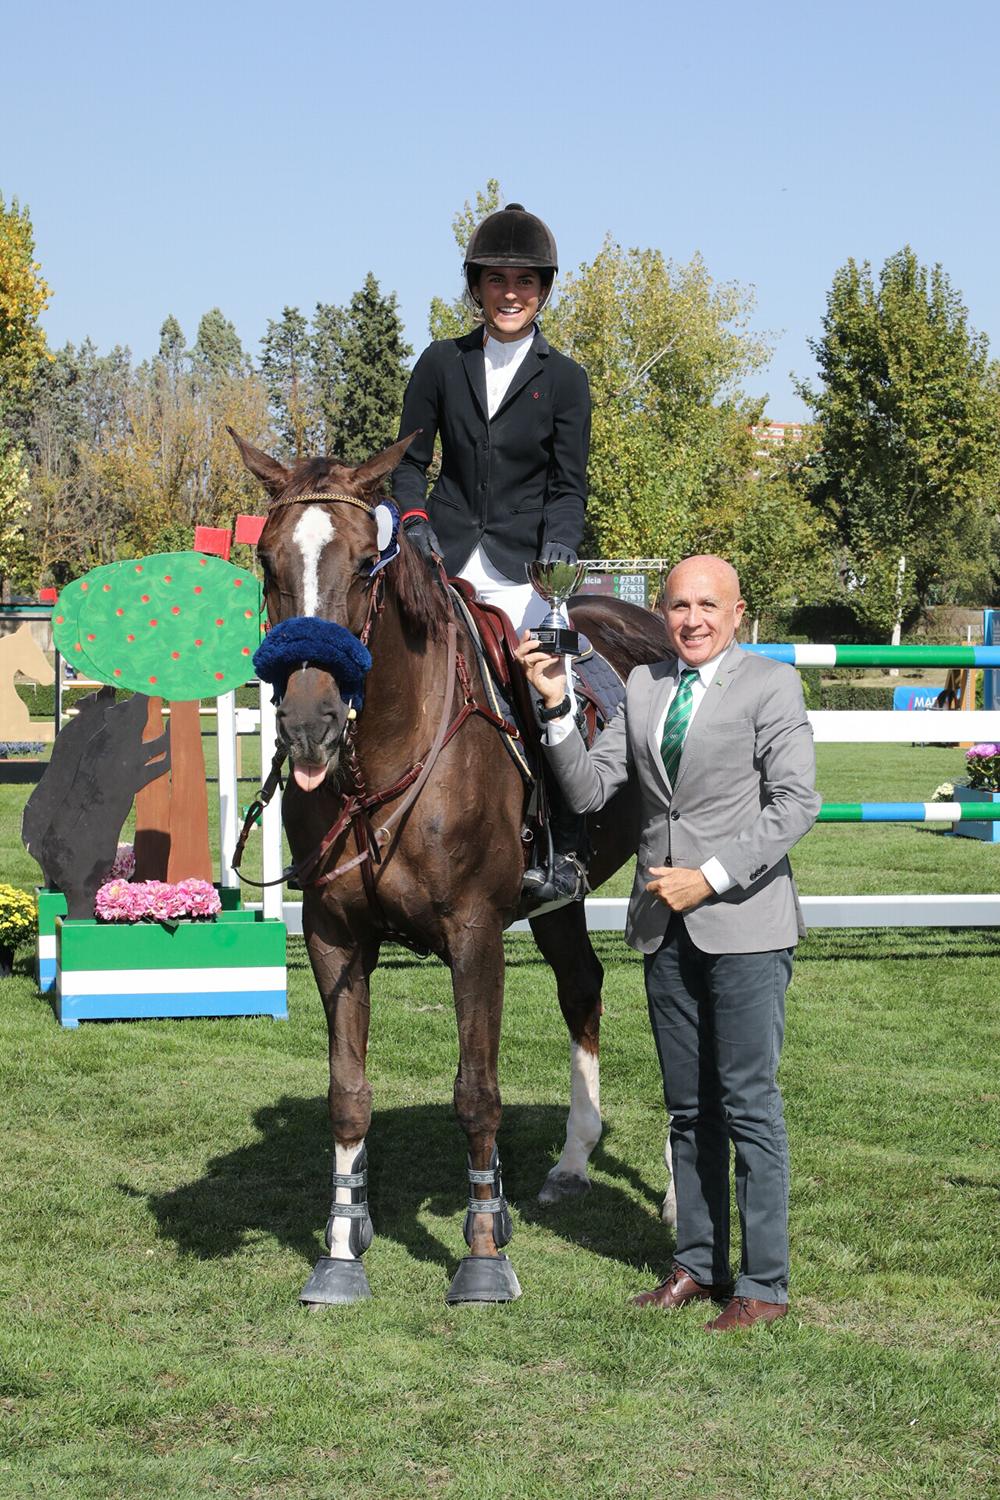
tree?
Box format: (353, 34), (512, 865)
(157, 315), (186, 374)
(192, 307), (248, 380)
(545, 240), (771, 558)
(311, 299), (346, 454)
(796, 248), (1000, 638)
(322, 274), (412, 463)
(428, 178), (502, 341)
(259, 306), (313, 458)
(0, 194), (50, 416)
(690, 430), (839, 640)
(0, 436), (31, 598)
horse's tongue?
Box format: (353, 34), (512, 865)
(292, 761), (328, 792)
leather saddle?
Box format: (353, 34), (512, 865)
(447, 579), (624, 757)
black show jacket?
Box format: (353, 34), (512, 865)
(392, 325), (591, 579)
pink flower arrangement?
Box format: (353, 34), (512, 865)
(94, 879), (222, 923)
(964, 743), (1000, 792)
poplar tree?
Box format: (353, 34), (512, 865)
(797, 247), (1000, 636)
(259, 306), (313, 458)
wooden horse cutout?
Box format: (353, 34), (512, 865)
(0, 624), (55, 743)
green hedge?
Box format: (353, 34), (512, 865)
(17, 682), (260, 717)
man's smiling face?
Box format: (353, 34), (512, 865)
(662, 555), (745, 667)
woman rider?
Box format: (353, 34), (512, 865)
(392, 202), (590, 907)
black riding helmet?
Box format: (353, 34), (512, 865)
(464, 203), (558, 306)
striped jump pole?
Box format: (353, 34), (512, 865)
(746, 644), (1000, 668)
(819, 802), (1000, 823)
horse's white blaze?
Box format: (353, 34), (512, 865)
(328, 1139), (364, 1259)
(293, 507), (335, 617)
(553, 1041), (602, 1180)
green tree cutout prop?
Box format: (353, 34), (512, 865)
(51, 551), (263, 886)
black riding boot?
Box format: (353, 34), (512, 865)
(521, 784), (589, 912)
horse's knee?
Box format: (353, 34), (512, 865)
(329, 1081), (372, 1144)
(453, 1077), (501, 1137)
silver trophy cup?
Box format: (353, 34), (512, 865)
(526, 558), (587, 656)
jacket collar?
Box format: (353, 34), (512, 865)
(458, 324), (550, 423)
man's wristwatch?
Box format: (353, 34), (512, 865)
(537, 694), (572, 722)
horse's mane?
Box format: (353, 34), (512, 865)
(279, 456), (452, 644)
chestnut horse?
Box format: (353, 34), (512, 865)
(232, 430), (670, 1306)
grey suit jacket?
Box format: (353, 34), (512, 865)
(546, 645), (821, 955)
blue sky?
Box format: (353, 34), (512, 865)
(4, 0), (999, 421)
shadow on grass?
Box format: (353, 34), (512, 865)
(129, 1095), (668, 1278)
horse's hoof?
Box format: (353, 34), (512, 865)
(299, 1256), (372, 1306)
(445, 1254), (522, 1304)
(538, 1169), (591, 1204)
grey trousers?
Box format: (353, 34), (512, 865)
(644, 916), (794, 1303)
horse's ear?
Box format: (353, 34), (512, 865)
(350, 431), (421, 495)
(227, 427), (291, 500)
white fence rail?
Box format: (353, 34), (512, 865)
(222, 694), (1000, 933)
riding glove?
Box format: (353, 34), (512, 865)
(537, 542), (578, 567)
(402, 514), (443, 566)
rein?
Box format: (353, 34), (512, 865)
(231, 489), (519, 920)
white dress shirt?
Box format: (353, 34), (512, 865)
(457, 328), (548, 632)
(545, 643), (737, 894)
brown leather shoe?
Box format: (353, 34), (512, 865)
(631, 1265), (733, 1310)
(705, 1295), (788, 1331)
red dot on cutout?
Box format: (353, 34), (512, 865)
(234, 578), (243, 587)
(141, 594), (150, 603)
(163, 574), (172, 583)
(116, 608), (124, 616)
(102, 584), (111, 592)
(80, 582), (88, 592)
(215, 672), (224, 680)
(55, 614), (64, 624)
(135, 565), (143, 574)
(199, 558), (207, 567)
(215, 618), (224, 626)
(194, 639), (203, 647)
(149, 618), (158, 627)
(126, 634), (135, 642)
(73, 642), (82, 652)
(86, 633), (95, 641)
(194, 585), (203, 594)
(171, 605), (181, 615)
(113, 669), (121, 678)
(149, 676), (157, 685)
(241, 647), (251, 656)
(171, 651), (180, 660)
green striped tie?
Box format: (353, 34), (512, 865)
(660, 668), (700, 787)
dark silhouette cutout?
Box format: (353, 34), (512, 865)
(22, 689), (170, 918)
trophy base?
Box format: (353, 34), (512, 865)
(530, 626), (580, 656)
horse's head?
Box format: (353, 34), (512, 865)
(230, 429), (418, 790)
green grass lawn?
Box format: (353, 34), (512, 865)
(0, 742), (998, 1498)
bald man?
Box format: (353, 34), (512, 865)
(517, 556), (820, 1330)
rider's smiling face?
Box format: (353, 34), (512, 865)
(474, 267), (542, 343)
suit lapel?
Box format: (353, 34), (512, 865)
(492, 345), (546, 420)
(645, 660), (678, 799)
(460, 331), (489, 423)
(672, 645), (746, 794)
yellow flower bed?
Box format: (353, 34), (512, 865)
(0, 886), (35, 949)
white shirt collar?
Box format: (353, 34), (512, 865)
(676, 640), (736, 685)
(483, 328), (536, 365)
